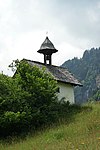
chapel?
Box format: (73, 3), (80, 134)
(24, 36), (82, 103)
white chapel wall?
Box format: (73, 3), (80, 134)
(57, 82), (75, 104)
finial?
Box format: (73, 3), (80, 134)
(46, 31), (48, 37)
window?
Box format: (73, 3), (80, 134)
(57, 87), (60, 93)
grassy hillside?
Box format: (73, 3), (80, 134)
(1, 102), (100, 150)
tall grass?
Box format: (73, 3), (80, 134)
(1, 102), (100, 150)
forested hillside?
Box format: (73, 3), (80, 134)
(62, 47), (100, 103)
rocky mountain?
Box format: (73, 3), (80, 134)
(62, 47), (100, 104)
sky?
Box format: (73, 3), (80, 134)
(0, 0), (100, 76)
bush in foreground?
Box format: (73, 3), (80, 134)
(0, 60), (69, 137)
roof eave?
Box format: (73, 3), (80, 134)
(57, 80), (83, 86)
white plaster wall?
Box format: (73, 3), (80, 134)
(57, 82), (75, 104)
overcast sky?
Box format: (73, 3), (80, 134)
(0, 0), (100, 75)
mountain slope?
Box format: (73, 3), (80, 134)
(62, 47), (100, 103)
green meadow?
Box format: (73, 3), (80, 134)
(1, 102), (100, 150)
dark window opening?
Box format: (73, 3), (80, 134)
(57, 87), (60, 93)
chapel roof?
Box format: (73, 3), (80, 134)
(24, 59), (82, 86)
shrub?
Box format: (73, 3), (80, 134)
(0, 61), (59, 136)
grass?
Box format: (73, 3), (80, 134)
(1, 102), (100, 150)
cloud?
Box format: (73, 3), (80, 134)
(0, 0), (100, 75)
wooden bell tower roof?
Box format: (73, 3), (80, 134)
(37, 36), (58, 65)
(37, 36), (58, 54)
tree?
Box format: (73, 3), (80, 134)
(92, 90), (100, 101)
(0, 60), (59, 136)
(9, 59), (20, 73)
(0, 73), (32, 136)
(15, 60), (58, 126)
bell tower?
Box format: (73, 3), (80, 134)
(37, 36), (58, 65)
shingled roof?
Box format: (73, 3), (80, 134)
(37, 36), (58, 53)
(25, 59), (82, 86)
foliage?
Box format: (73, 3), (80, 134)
(62, 47), (100, 103)
(15, 60), (59, 126)
(0, 73), (32, 136)
(0, 60), (71, 137)
(91, 90), (100, 101)
(9, 59), (20, 72)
